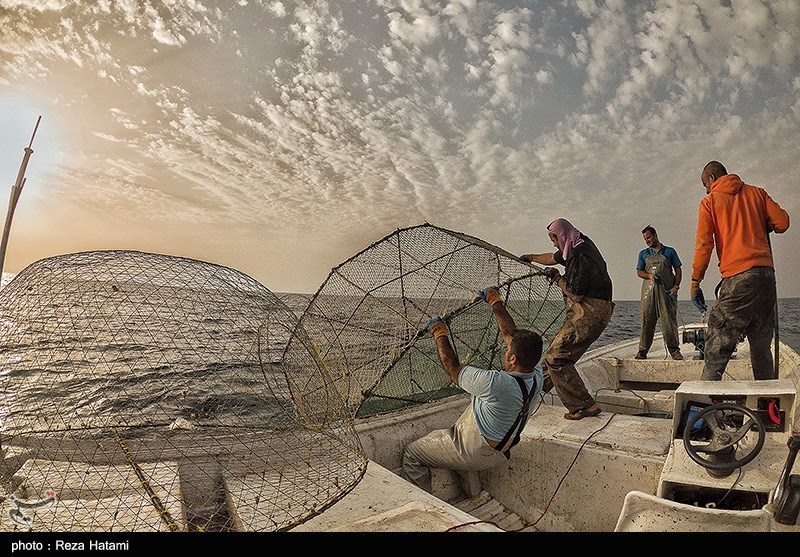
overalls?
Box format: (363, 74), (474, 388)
(638, 248), (680, 357)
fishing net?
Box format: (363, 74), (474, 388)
(0, 251), (365, 532)
(287, 223), (566, 418)
(0, 225), (567, 532)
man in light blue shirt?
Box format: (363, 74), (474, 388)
(401, 287), (543, 496)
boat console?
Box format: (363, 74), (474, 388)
(615, 379), (800, 531)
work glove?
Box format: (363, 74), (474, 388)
(669, 290), (678, 302)
(518, 254), (531, 263)
(425, 316), (448, 340)
(690, 280), (707, 312)
(478, 286), (502, 306)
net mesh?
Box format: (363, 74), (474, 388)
(287, 223), (566, 418)
(0, 224), (566, 532)
(0, 251), (365, 532)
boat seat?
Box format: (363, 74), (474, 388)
(597, 356), (755, 384)
(614, 490), (773, 532)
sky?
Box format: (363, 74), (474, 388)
(0, 0), (798, 300)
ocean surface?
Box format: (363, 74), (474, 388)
(0, 280), (797, 437)
(282, 293), (800, 353)
(594, 298), (800, 354)
(3, 272), (798, 353)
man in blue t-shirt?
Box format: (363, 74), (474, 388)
(401, 287), (543, 497)
(635, 225), (683, 360)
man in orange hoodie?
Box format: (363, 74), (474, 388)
(691, 161), (790, 381)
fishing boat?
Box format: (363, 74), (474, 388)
(293, 322), (800, 533)
(0, 225), (796, 535)
(289, 225), (800, 533)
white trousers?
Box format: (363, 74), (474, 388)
(400, 404), (510, 493)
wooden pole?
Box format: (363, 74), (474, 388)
(0, 115), (41, 285)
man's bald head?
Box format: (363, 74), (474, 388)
(701, 161), (727, 192)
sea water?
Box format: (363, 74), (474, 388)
(281, 293), (800, 354)
(595, 298), (800, 354)
(3, 272), (797, 351)
(0, 288), (796, 435)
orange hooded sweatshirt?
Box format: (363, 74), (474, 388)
(692, 174), (789, 282)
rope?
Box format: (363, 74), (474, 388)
(518, 412), (617, 530)
(113, 428), (180, 532)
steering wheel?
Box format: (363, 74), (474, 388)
(683, 402), (766, 474)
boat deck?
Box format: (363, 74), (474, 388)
(581, 327), (800, 424)
(450, 489), (531, 531)
(422, 401), (673, 531)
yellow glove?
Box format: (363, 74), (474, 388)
(479, 286), (502, 306)
(425, 316), (448, 340)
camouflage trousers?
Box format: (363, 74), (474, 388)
(542, 296), (614, 412)
(702, 267), (777, 381)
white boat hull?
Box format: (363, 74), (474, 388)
(344, 323), (800, 532)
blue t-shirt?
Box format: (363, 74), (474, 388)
(457, 365), (543, 442)
(636, 245), (682, 271)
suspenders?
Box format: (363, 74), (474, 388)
(495, 374), (538, 456)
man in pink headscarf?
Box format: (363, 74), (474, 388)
(520, 218), (614, 420)
(547, 218), (585, 260)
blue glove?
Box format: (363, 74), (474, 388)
(425, 315), (443, 329)
(478, 286), (502, 306)
(690, 281), (707, 312)
(669, 291), (678, 302)
(519, 255), (531, 263)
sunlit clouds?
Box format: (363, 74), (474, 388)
(0, 0), (798, 296)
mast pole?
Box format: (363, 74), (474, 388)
(0, 115), (41, 284)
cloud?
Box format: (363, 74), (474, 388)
(1, 0), (799, 297)
(268, 1), (287, 19)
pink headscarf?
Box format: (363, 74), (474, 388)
(547, 218), (584, 261)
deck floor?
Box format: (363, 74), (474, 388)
(450, 490), (533, 531)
